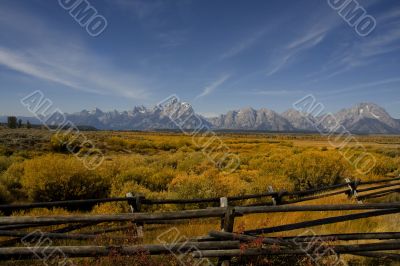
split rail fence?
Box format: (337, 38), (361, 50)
(0, 176), (399, 264)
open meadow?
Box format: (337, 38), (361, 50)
(0, 128), (400, 265)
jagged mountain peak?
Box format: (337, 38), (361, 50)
(282, 108), (307, 116)
(37, 102), (399, 133)
(344, 102), (389, 118)
(160, 99), (194, 118)
(78, 109), (90, 115)
(132, 105), (148, 114)
(333, 102), (399, 133)
(237, 106), (256, 112)
(89, 108), (104, 116)
(281, 108), (317, 131)
(181, 102), (192, 108)
(64, 100), (209, 130)
(209, 107), (293, 131)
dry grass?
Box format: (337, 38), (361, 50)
(1, 128), (400, 265)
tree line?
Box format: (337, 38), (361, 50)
(6, 116), (31, 129)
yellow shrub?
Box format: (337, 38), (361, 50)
(19, 154), (110, 202)
(50, 133), (81, 153)
(1, 162), (25, 201)
(369, 154), (397, 176)
(251, 174), (294, 193)
(91, 202), (125, 214)
(96, 155), (147, 179)
(119, 166), (154, 183)
(111, 180), (153, 198)
(285, 151), (349, 190)
(0, 183), (12, 203)
(117, 166), (174, 191)
(105, 136), (131, 151)
(0, 156), (12, 172)
(176, 152), (211, 174)
(148, 168), (175, 191)
(169, 170), (226, 199)
(13, 207), (72, 217)
(217, 172), (250, 196)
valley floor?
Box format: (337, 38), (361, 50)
(0, 128), (400, 265)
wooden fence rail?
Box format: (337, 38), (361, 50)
(207, 230), (400, 242)
(358, 188), (400, 200)
(0, 241), (240, 260)
(2, 202), (400, 227)
(192, 241), (400, 258)
(357, 182), (400, 193)
(1, 240), (400, 261)
(243, 209), (400, 235)
(0, 176), (399, 263)
(0, 230), (102, 241)
(0, 176), (398, 213)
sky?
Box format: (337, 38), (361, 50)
(0, 0), (399, 118)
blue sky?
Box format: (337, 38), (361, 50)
(0, 0), (399, 118)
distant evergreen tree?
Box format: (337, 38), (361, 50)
(27, 120), (32, 129)
(7, 117), (17, 129)
(18, 119), (22, 128)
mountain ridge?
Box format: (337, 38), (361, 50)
(1, 102), (399, 134)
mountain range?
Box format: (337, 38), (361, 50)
(208, 103), (400, 134)
(1, 102), (399, 134)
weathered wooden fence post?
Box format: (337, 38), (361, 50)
(268, 186), (277, 206)
(126, 192), (144, 239)
(220, 197), (228, 230)
(345, 178), (362, 203)
(219, 197), (235, 266)
(268, 186), (284, 205)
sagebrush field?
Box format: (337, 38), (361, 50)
(1, 127), (400, 265)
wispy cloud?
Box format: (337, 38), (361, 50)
(319, 77), (400, 96)
(377, 7), (400, 24)
(265, 24), (330, 76)
(220, 29), (268, 60)
(195, 74), (230, 99)
(359, 28), (400, 58)
(307, 8), (400, 83)
(0, 4), (150, 100)
(251, 89), (305, 96)
(0, 46), (150, 99)
(265, 54), (292, 76)
(0, 47), (98, 94)
(286, 27), (327, 50)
